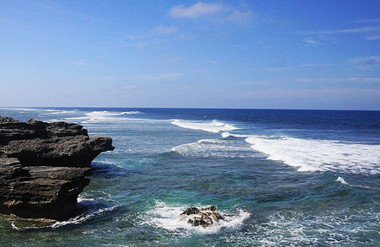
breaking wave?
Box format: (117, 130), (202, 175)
(245, 135), (380, 174)
(171, 138), (258, 158)
(171, 119), (238, 133)
(64, 111), (142, 123)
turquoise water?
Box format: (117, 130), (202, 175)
(1, 108), (380, 246)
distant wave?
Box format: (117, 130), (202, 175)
(44, 109), (79, 114)
(64, 110), (142, 123)
(244, 135), (380, 174)
(120, 111), (142, 115)
(145, 200), (250, 234)
(171, 119), (238, 133)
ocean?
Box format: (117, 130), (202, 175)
(0, 107), (379, 246)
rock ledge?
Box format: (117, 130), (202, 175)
(0, 117), (114, 220)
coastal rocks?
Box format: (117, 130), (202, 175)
(0, 117), (114, 220)
(180, 206), (225, 228)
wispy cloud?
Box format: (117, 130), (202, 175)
(355, 18), (380, 23)
(267, 66), (291, 71)
(135, 73), (184, 82)
(153, 24), (178, 34)
(349, 56), (380, 65)
(301, 26), (380, 35)
(225, 4), (253, 23)
(241, 80), (274, 86)
(169, 2), (253, 23)
(366, 34), (380, 40)
(169, 2), (223, 18)
(300, 63), (335, 68)
(304, 37), (319, 44)
(296, 77), (380, 83)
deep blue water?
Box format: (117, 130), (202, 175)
(1, 107), (380, 246)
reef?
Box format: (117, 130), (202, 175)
(0, 117), (114, 220)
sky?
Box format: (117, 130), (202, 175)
(1, 0), (380, 110)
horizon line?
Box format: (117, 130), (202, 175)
(1, 106), (379, 112)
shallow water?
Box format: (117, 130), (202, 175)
(1, 107), (379, 246)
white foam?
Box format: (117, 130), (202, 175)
(245, 135), (380, 174)
(145, 200), (250, 234)
(172, 119), (238, 133)
(64, 111), (142, 123)
(197, 139), (223, 144)
(43, 109), (79, 115)
(120, 111), (142, 115)
(171, 138), (256, 158)
(336, 177), (349, 185)
(0, 107), (41, 112)
(221, 132), (248, 138)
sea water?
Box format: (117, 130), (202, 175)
(0, 107), (379, 246)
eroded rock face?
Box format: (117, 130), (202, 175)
(0, 117), (114, 220)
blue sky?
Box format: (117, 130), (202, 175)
(1, 0), (380, 109)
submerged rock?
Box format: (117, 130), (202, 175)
(0, 117), (114, 220)
(181, 206), (225, 228)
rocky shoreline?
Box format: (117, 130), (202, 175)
(0, 116), (114, 220)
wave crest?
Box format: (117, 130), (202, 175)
(171, 119), (238, 133)
(245, 135), (380, 174)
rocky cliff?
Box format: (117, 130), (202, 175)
(0, 116), (114, 220)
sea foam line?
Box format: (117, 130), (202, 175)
(244, 135), (380, 174)
(171, 119), (238, 133)
(63, 110), (143, 123)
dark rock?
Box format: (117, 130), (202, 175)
(181, 206), (226, 228)
(181, 207), (200, 215)
(202, 205), (217, 212)
(0, 116), (114, 220)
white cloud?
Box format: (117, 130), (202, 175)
(169, 2), (223, 18)
(366, 34), (380, 40)
(135, 73), (184, 81)
(154, 24), (178, 34)
(169, 2), (253, 23)
(304, 37), (319, 44)
(302, 26), (380, 35)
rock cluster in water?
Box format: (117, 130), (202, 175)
(181, 206), (224, 228)
(0, 116), (114, 220)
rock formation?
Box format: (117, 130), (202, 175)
(0, 116), (114, 220)
(180, 206), (225, 228)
